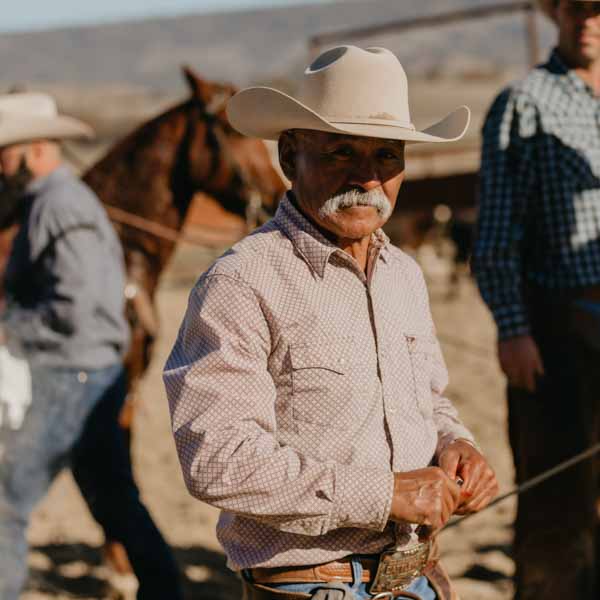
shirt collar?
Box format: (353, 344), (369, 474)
(273, 192), (391, 278)
(26, 164), (72, 197)
(548, 48), (594, 95)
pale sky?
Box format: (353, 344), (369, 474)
(2, 0), (337, 33)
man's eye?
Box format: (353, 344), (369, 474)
(326, 146), (354, 158)
(377, 149), (402, 161)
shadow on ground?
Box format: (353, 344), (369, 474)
(26, 543), (242, 599)
(461, 563), (510, 583)
(28, 541), (515, 598)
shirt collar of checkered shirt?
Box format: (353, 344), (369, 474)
(549, 47), (591, 94)
(273, 191), (391, 279)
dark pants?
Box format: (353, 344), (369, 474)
(508, 294), (600, 599)
(72, 368), (184, 600)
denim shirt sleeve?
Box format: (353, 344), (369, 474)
(3, 182), (112, 355)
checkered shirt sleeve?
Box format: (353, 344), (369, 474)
(472, 88), (538, 340)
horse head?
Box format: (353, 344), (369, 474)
(181, 66), (286, 219)
(85, 68), (286, 278)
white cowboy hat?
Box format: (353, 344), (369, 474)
(538, 0), (600, 22)
(0, 92), (94, 148)
(227, 45), (470, 144)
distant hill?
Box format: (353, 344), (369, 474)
(0, 0), (555, 93)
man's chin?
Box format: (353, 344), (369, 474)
(575, 41), (600, 64)
(323, 209), (386, 240)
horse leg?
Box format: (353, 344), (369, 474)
(102, 308), (157, 576)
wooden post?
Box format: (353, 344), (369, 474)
(525, 3), (541, 68)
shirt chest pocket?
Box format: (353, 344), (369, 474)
(405, 334), (435, 419)
(289, 340), (353, 430)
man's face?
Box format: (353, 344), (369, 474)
(0, 143), (30, 178)
(0, 144), (34, 228)
(557, 1), (600, 66)
(280, 130), (405, 241)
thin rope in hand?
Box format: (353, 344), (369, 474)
(443, 442), (600, 531)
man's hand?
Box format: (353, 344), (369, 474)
(438, 440), (499, 515)
(389, 467), (462, 536)
(498, 334), (544, 392)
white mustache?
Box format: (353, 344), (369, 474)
(318, 188), (392, 221)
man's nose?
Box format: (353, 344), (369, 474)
(348, 160), (382, 191)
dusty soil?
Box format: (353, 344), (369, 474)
(22, 245), (515, 600)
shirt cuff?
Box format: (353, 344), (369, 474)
(493, 305), (530, 340)
(331, 464), (395, 532)
(436, 428), (478, 459)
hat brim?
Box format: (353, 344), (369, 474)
(227, 87), (470, 144)
(537, 0), (600, 23)
(537, 0), (556, 21)
(0, 115), (94, 148)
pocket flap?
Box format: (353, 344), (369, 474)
(405, 333), (437, 355)
(289, 340), (350, 374)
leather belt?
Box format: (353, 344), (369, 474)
(250, 557), (379, 584)
(249, 541), (433, 595)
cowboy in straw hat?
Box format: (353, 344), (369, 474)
(473, 1), (600, 599)
(0, 92), (184, 600)
(0, 92), (93, 149)
(165, 45), (498, 600)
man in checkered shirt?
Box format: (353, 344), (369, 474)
(473, 1), (600, 597)
(165, 45), (498, 600)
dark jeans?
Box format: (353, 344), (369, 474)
(508, 294), (600, 599)
(72, 367), (183, 600)
(0, 363), (183, 600)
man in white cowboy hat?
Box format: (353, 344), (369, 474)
(473, 1), (600, 598)
(0, 93), (183, 600)
(164, 45), (498, 600)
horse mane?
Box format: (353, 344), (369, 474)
(84, 98), (202, 218)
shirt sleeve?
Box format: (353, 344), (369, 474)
(407, 264), (476, 456)
(430, 338), (478, 458)
(3, 197), (108, 351)
(163, 273), (394, 537)
(472, 88), (538, 340)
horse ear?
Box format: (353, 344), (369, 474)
(182, 65), (213, 106)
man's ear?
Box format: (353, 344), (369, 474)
(278, 131), (298, 182)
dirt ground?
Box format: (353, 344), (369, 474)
(22, 244), (515, 600)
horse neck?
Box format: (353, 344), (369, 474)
(83, 102), (203, 280)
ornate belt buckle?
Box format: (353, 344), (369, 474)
(369, 541), (431, 596)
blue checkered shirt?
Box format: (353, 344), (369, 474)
(473, 49), (600, 340)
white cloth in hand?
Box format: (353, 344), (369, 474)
(0, 345), (32, 431)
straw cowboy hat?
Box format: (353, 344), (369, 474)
(538, 0), (600, 22)
(0, 92), (93, 148)
(227, 45), (470, 144)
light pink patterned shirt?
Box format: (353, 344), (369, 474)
(164, 194), (474, 571)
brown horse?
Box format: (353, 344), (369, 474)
(84, 67), (285, 423)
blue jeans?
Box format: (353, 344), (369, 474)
(265, 556), (437, 599)
(0, 363), (182, 600)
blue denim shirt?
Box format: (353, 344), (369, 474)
(2, 166), (129, 369)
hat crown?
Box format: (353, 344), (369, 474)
(0, 93), (58, 119)
(297, 46), (412, 127)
